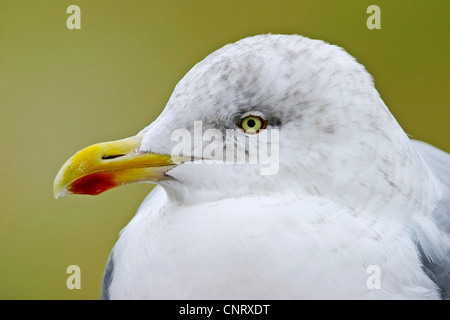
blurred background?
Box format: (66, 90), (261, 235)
(0, 0), (448, 299)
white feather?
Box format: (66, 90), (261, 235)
(102, 34), (449, 299)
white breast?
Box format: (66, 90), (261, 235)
(106, 186), (439, 299)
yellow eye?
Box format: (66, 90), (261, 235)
(238, 115), (267, 134)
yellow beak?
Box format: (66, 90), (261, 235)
(53, 134), (175, 198)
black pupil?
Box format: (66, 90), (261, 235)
(247, 119), (256, 128)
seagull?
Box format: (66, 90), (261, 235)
(53, 34), (450, 299)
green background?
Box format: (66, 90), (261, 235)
(0, 0), (448, 299)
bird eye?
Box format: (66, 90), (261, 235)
(238, 115), (267, 134)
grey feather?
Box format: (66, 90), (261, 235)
(100, 250), (115, 300)
(413, 140), (450, 189)
(412, 140), (450, 299)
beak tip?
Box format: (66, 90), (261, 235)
(53, 175), (69, 199)
(53, 187), (66, 199)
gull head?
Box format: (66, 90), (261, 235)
(54, 34), (434, 212)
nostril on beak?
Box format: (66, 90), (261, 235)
(101, 154), (125, 160)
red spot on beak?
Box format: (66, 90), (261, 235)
(69, 172), (117, 195)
